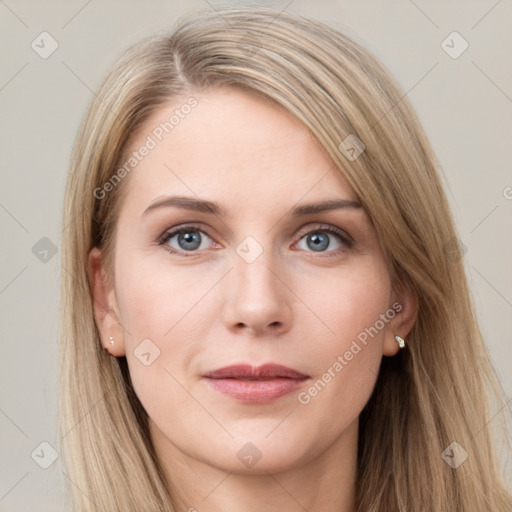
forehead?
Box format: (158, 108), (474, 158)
(120, 87), (359, 214)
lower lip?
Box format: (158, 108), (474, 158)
(204, 377), (308, 404)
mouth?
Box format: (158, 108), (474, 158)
(202, 364), (309, 404)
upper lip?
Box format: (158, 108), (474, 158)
(203, 364), (308, 380)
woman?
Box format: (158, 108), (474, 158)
(59, 6), (512, 511)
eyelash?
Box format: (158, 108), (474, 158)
(158, 223), (354, 259)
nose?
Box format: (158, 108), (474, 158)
(222, 247), (292, 336)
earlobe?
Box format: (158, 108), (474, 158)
(382, 283), (419, 357)
(88, 247), (126, 357)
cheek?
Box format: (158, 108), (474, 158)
(299, 254), (392, 350)
(115, 255), (216, 341)
(112, 256), (258, 465)
(113, 256), (218, 402)
(293, 257), (391, 415)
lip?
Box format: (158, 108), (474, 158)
(202, 364), (309, 404)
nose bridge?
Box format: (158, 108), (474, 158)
(233, 235), (281, 301)
(224, 233), (291, 333)
(235, 250), (276, 295)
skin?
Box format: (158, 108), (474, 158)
(90, 87), (417, 512)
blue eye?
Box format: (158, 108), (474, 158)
(296, 227), (353, 253)
(158, 224), (353, 257)
(159, 225), (213, 255)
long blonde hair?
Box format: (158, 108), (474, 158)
(59, 6), (512, 511)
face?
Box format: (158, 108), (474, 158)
(90, 87), (416, 476)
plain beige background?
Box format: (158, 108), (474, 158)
(1, 0), (511, 510)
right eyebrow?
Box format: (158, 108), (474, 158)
(143, 196), (226, 217)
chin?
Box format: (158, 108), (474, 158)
(201, 431), (314, 475)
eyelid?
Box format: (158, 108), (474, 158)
(294, 223), (353, 247)
(157, 223), (214, 247)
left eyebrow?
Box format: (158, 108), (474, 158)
(142, 195), (362, 218)
(291, 198), (362, 216)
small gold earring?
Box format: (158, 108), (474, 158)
(109, 336), (114, 345)
(395, 335), (405, 349)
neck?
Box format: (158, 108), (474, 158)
(151, 419), (358, 512)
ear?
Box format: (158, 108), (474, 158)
(382, 281), (418, 357)
(88, 247), (126, 357)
